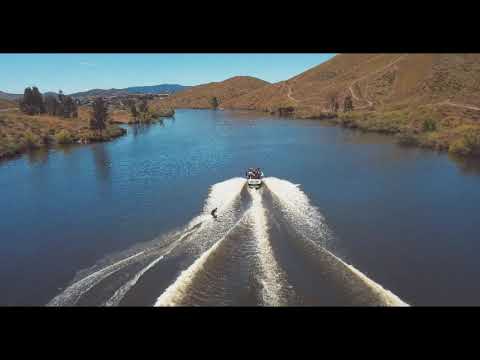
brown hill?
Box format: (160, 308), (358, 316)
(222, 54), (480, 119)
(0, 98), (17, 110)
(156, 76), (270, 109)
(0, 91), (22, 101)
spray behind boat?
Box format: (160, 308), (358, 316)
(246, 167), (264, 189)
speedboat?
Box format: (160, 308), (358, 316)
(246, 168), (264, 189)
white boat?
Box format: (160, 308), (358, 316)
(246, 168), (263, 189)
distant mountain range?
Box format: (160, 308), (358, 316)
(0, 91), (22, 101)
(0, 84), (189, 101)
(69, 84), (188, 98)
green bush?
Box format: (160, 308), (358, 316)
(23, 131), (40, 149)
(422, 119), (437, 132)
(54, 130), (72, 144)
(449, 132), (480, 156)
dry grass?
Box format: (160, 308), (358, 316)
(331, 106), (480, 156)
(156, 76), (270, 109)
(0, 108), (126, 160)
(0, 99), (17, 110)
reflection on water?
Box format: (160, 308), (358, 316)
(91, 145), (111, 182)
(57, 143), (77, 156)
(26, 147), (50, 166)
(131, 118), (174, 137)
(131, 123), (153, 138)
(449, 154), (480, 176)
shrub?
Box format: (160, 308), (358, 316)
(54, 130), (73, 144)
(449, 131), (480, 156)
(422, 119), (437, 132)
(23, 131), (40, 149)
(209, 97), (219, 109)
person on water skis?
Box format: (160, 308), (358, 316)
(211, 208), (218, 219)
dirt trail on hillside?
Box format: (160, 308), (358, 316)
(349, 54), (408, 108)
(287, 84), (299, 104)
(437, 100), (480, 112)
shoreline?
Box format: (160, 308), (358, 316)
(2, 106), (479, 163)
(173, 105), (480, 158)
(0, 127), (127, 163)
(0, 109), (128, 163)
(0, 104), (174, 163)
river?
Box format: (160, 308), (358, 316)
(1, 109), (480, 306)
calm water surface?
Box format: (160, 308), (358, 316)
(1, 109), (480, 306)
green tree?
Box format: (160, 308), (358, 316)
(58, 90), (65, 104)
(20, 87), (45, 115)
(130, 102), (138, 119)
(44, 95), (59, 116)
(343, 95), (354, 112)
(326, 91), (339, 113)
(210, 96), (219, 109)
(71, 98), (78, 118)
(20, 87), (34, 114)
(138, 99), (148, 114)
(422, 119), (436, 132)
(63, 97), (75, 118)
(90, 97), (108, 132)
(31, 87), (45, 114)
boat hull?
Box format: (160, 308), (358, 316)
(247, 179), (262, 189)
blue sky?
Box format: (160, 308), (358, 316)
(0, 54), (335, 94)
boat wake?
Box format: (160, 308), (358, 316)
(48, 177), (408, 306)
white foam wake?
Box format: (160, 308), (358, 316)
(326, 250), (408, 306)
(249, 189), (289, 306)
(104, 225), (202, 306)
(203, 177), (246, 215)
(48, 177), (246, 306)
(104, 255), (164, 306)
(47, 251), (146, 306)
(264, 177), (408, 306)
(154, 212), (250, 306)
(264, 177), (331, 246)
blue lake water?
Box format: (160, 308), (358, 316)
(1, 109), (480, 306)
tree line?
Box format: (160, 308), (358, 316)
(20, 86), (109, 133)
(90, 97), (108, 132)
(126, 98), (149, 120)
(20, 87), (78, 118)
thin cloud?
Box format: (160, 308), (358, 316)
(79, 61), (96, 67)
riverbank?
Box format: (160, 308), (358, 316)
(265, 104), (480, 157)
(334, 109), (480, 157)
(0, 109), (126, 161)
(109, 106), (175, 125)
